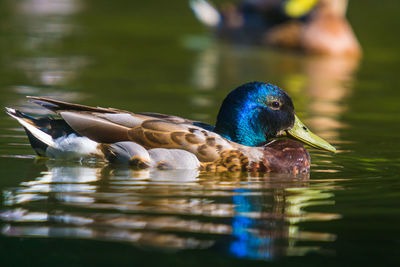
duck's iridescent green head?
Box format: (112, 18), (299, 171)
(214, 81), (336, 152)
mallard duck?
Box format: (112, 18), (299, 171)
(190, 0), (361, 56)
(6, 82), (335, 174)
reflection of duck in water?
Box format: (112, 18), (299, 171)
(228, 185), (340, 259)
(190, 0), (361, 56)
(6, 82), (335, 174)
(1, 162), (338, 256)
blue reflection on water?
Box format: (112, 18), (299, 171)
(230, 189), (272, 260)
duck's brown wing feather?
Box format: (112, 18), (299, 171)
(137, 112), (196, 124)
(28, 97), (207, 126)
(28, 96), (124, 114)
(59, 112), (132, 143)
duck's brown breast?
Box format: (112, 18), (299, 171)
(261, 139), (311, 174)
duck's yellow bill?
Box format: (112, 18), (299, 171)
(286, 115), (336, 153)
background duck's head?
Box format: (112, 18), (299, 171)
(214, 81), (336, 152)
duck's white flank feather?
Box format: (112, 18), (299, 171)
(46, 134), (99, 159)
(149, 148), (200, 169)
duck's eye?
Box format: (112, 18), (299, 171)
(270, 101), (281, 110)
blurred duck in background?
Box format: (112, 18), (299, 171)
(190, 0), (362, 56)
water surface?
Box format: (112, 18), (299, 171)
(0, 0), (399, 266)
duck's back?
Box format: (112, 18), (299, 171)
(29, 96), (235, 163)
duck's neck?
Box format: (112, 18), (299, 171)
(317, 0), (348, 17)
(214, 103), (268, 147)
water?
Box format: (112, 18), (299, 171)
(0, 0), (399, 265)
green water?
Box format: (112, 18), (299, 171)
(0, 0), (399, 266)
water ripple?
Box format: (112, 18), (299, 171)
(0, 161), (340, 260)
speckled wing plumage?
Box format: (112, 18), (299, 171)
(28, 96), (260, 171)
